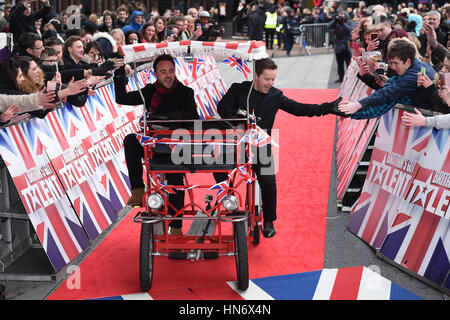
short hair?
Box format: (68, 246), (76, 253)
(41, 46), (58, 57)
(372, 14), (391, 26)
(255, 58), (278, 76)
(153, 54), (174, 71)
(64, 35), (83, 56)
(386, 38), (417, 63)
(44, 37), (64, 47)
(18, 32), (42, 49)
(429, 10), (441, 21)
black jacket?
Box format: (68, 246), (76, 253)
(113, 73), (199, 121)
(8, 2), (51, 45)
(248, 7), (265, 41)
(217, 81), (336, 135)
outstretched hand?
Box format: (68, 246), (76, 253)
(338, 99), (362, 115)
(401, 108), (427, 127)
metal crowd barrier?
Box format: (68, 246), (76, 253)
(299, 23), (333, 50)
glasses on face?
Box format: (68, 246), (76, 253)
(32, 46), (44, 51)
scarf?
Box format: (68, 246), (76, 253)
(150, 78), (178, 111)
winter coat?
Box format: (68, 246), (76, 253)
(122, 11), (144, 34)
(248, 7), (265, 41)
(8, 2), (51, 45)
(327, 12), (354, 54)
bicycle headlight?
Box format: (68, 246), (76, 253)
(222, 195), (239, 211)
(147, 193), (164, 210)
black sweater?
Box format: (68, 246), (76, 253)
(217, 81), (334, 135)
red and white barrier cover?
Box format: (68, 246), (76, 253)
(119, 40), (268, 64)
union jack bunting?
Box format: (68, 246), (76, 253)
(222, 55), (251, 80)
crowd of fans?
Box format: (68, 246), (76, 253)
(332, 2), (450, 124)
(0, 0), (448, 127)
(0, 0), (227, 127)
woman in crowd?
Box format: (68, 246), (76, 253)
(15, 55), (88, 107)
(140, 22), (157, 43)
(0, 58), (56, 124)
(83, 40), (104, 65)
(99, 12), (115, 33)
(151, 16), (167, 42)
(111, 28), (126, 48)
(180, 15), (201, 40)
(125, 30), (140, 44)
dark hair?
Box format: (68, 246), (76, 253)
(41, 46), (58, 57)
(85, 40), (104, 58)
(153, 54), (174, 71)
(14, 55), (35, 76)
(18, 32), (41, 50)
(44, 37), (64, 47)
(0, 58), (22, 90)
(141, 22), (156, 42)
(151, 16), (167, 42)
(64, 35), (83, 56)
(387, 38), (416, 63)
(125, 30), (141, 44)
(255, 58), (278, 76)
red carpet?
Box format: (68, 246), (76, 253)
(48, 89), (338, 300)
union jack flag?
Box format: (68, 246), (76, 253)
(187, 57), (205, 80)
(348, 108), (433, 249)
(222, 55), (251, 80)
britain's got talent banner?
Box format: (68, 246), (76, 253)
(336, 58), (378, 200)
(0, 55), (226, 272)
(348, 108), (449, 293)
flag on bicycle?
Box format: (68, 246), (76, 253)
(222, 55), (251, 80)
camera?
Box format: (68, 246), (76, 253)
(335, 16), (344, 24)
(207, 23), (224, 37)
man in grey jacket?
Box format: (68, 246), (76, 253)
(328, 11), (354, 83)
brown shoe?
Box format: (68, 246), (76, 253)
(127, 188), (145, 207)
(169, 227), (183, 236)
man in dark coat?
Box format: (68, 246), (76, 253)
(8, 0), (51, 46)
(328, 10), (354, 83)
(248, 4), (265, 41)
(216, 58), (345, 238)
(114, 54), (199, 236)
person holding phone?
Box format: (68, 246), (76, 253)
(328, 10), (354, 83)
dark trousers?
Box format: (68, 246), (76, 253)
(213, 145), (277, 223)
(335, 50), (352, 80)
(265, 28), (275, 49)
(285, 33), (294, 55)
(123, 133), (185, 228)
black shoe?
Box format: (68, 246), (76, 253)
(263, 221), (276, 238)
(334, 78), (343, 83)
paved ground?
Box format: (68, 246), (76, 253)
(2, 48), (449, 300)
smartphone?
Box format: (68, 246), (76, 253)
(442, 72), (450, 87)
(373, 71), (382, 82)
(353, 41), (360, 52)
(421, 67), (426, 75)
(370, 33), (378, 41)
(46, 80), (60, 103)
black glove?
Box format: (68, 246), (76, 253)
(92, 60), (116, 76)
(322, 97), (350, 118)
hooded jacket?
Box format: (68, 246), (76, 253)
(122, 11), (144, 34)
